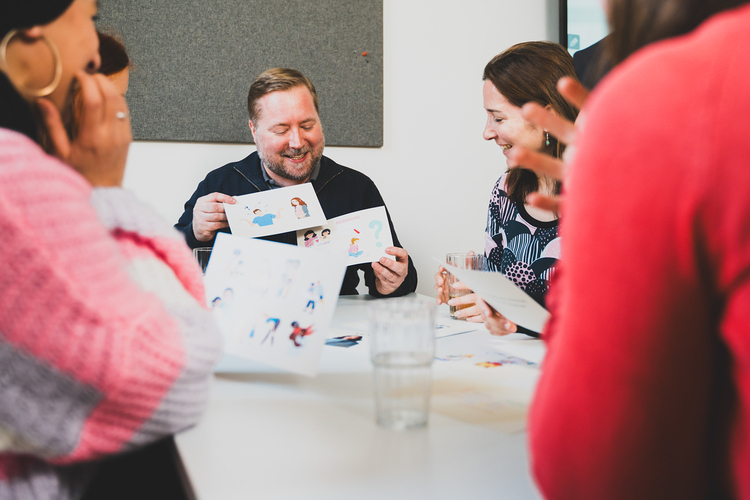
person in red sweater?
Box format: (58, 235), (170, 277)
(512, 0), (750, 498)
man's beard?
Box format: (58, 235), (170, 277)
(258, 140), (324, 182)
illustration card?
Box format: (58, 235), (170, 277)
(224, 183), (326, 239)
(296, 206), (394, 265)
(438, 259), (550, 333)
(204, 233), (348, 376)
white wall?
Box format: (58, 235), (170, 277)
(123, 0), (558, 297)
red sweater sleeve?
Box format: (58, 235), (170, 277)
(529, 6), (750, 499)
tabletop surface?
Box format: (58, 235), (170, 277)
(175, 295), (545, 500)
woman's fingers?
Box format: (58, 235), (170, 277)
(557, 76), (589, 110)
(450, 293), (482, 321)
(476, 297), (517, 336)
(522, 102), (577, 146)
(65, 72), (131, 186)
(36, 98), (71, 160)
(527, 193), (562, 212)
(506, 146), (565, 181)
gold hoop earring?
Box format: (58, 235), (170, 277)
(0, 29), (63, 98)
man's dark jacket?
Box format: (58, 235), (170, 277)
(175, 152), (418, 297)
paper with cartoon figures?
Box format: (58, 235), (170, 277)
(224, 183), (327, 239)
(295, 206), (394, 266)
(203, 233), (348, 376)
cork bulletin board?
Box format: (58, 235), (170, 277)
(96, 0), (383, 147)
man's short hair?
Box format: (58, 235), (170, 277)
(247, 68), (319, 124)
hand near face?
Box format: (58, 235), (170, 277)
(373, 246), (409, 295)
(37, 71), (131, 187)
(193, 193), (236, 242)
(505, 77), (589, 212)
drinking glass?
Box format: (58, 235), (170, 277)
(445, 253), (485, 319)
(193, 247), (212, 274)
(369, 298), (436, 430)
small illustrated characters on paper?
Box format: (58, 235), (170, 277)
(277, 259), (300, 297)
(295, 207), (393, 265)
(212, 287), (238, 337)
(229, 248), (246, 277)
(303, 230), (319, 248)
(242, 206), (283, 227)
(304, 280), (324, 313)
(224, 184), (326, 239)
(291, 197), (310, 219)
(289, 321), (314, 347)
(259, 317), (281, 346)
(204, 233), (349, 377)
(348, 237), (364, 258)
(319, 228), (332, 245)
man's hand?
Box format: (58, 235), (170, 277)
(192, 192), (236, 242)
(373, 246), (409, 295)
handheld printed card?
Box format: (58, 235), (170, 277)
(296, 206), (394, 265)
(224, 183), (326, 239)
(204, 233), (348, 376)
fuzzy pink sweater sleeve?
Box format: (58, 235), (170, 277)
(0, 130), (221, 499)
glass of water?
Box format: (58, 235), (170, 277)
(369, 298), (436, 430)
(193, 247), (212, 274)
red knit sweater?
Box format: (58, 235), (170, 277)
(530, 4), (750, 499)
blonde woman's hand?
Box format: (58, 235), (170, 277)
(37, 70), (131, 187)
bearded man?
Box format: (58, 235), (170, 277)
(175, 68), (417, 297)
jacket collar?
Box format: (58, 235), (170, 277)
(233, 151), (344, 194)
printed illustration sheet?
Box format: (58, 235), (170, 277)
(224, 183), (326, 239)
(439, 259), (550, 333)
(204, 233), (348, 376)
(431, 330), (543, 434)
(296, 206), (394, 265)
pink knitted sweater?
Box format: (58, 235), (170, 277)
(0, 129), (222, 499)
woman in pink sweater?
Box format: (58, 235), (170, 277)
(0, 1), (221, 498)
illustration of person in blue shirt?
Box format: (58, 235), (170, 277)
(243, 208), (282, 227)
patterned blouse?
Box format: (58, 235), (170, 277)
(484, 174), (560, 309)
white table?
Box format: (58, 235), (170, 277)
(175, 295), (545, 499)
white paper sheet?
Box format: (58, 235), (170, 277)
(204, 233), (348, 376)
(224, 183), (327, 239)
(296, 206), (394, 265)
(438, 258), (550, 333)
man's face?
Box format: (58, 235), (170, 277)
(250, 86), (325, 184)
